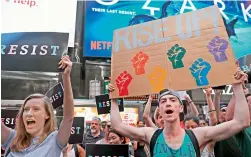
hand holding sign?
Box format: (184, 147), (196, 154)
(204, 87), (213, 96)
(59, 55), (72, 76)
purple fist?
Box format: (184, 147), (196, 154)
(207, 36), (229, 62)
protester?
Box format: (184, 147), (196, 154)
(204, 87), (217, 126)
(109, 69), (250, 157)
(1, 56), (74, 157)
(61, 143), (85, 157)
(82, 117), (104, 148)
(223, 90), (251, 157)
(108, 130), (126, 145)
(199, 119), (208, 127)
(133, 121), (147, 157)
(185, 95), (199, 116)
(213, 90), (242, 157)
(143, 95), (163, 128)
(184, 115), (200, 129)
(96, 121), (112, 144)
(108, 130), (134, 157)
(101, 121), (107, 132)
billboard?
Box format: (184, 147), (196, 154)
(83, 0), (251, 61)
(2, 0), (77, 47)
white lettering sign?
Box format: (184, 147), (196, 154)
(202, 85), (233, 95)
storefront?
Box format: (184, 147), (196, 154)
(1, 99), (143, 128)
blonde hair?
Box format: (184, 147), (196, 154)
(10, 93), (57, 152)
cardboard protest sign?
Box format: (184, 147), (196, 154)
(45, 82), (64, 109)
(1, 32), (69, 72)
(110, 6), (238, 98)
(95, 94), (124, 115)
(86, 144), (129, 157)
(56, 117), (85, 144)
(1, 109), (19, 129)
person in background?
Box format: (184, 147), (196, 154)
(224, 89), (251, 157)
(133, 121), (147, 157)
(219, 104), (228, 123)
(199, 119), (208, 127)
(101, 121), (107, 132)
(82, 116), (104, 148)
(185, 94), (199, 116)
(96, 121), (112, 144)
(61, 143), (85, 157)
(213, 67), (249, 157)
(143, 95), (164, 129)
(1, 56), (74, 157)
(125, 137), (134, 156)
(108, 130), (134, 157)
(184, 114), (200, 130)
(108, 130), (126, 145)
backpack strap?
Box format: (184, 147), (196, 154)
(150, 129), (163, 157)
(73, 144), (79, 157)
(185, 129), (200, 157)
(4, 147), (11, 157)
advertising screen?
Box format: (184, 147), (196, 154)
(84, 0), (251, 64)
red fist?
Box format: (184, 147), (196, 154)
(116, 71), (133, 96)
(131, 51), (149, 75)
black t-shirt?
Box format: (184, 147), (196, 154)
(214, 122), (242, 157)
(214, 136), (241, 157)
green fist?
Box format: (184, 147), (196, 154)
(167, 44), (186, 69)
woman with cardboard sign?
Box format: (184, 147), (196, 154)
(1, 56), (74, 157)
(108, 68), (250, 157)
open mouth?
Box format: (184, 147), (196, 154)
(26, 119), (36, 126)
(165, 109), (174, 114)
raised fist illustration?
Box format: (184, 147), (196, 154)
(189, 58), (211, 86)
(131, 51), (149, 75)
(148, 66), (167, 92)
(207, 36), (229, 62)
(116, 71), (133, 96)
(167, 44), (186, 69)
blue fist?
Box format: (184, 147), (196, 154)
(190, 58), (211, 86)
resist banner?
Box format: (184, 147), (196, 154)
(57, 117), (85, 144)
(86, 144), (129, 157)
(1, 109), (19, 129)
(45, 82), (64, 109)
(95, 94), (124, 115)
(1, 32), (69, 72)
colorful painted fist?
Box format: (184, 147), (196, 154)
(116, 71), (133, 96)
(148, 66), (167, 92)
(207, 36), (229, 62)
(190, 58), (211, 86)
(131, 51), (149, 75)
(167, 44), (186, 69)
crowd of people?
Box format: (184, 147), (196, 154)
(1, 56), (251, 157)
